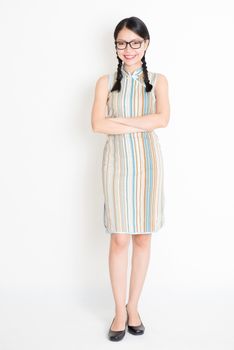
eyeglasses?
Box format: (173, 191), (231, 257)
(115, 39), (145, 50)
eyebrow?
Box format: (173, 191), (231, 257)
(116, 38), (142, 41)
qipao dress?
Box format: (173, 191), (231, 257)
(102, 64), (165, 234)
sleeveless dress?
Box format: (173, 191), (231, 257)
(102, 64), (165, 234)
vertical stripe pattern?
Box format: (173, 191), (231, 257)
(102, 65), (165, 234)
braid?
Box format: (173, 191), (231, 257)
(141, 54), (153, 92)
(110, 55), (123, 92)
(110, 53), (153, 93)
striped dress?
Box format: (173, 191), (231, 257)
(102, 64), (165, 234)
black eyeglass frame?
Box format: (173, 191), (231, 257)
(114, 39), (145, 50)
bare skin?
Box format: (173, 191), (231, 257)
(109, 234), (152, 330)
(91, 27), (170, 331)
(91, 28), (170, 134)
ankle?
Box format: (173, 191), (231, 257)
(126, 302), (138, 311)
(115, 306), (127, 316)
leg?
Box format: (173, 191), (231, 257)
(127, 233), (152, 325)
(108, 233), (130, 330)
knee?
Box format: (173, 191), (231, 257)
(133, 234), (151, 248)
(111, 234), (130, 252)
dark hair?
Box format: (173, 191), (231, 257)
(111, 16), (153, 93)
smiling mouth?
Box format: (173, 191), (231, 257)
(124, 55), (136, 59)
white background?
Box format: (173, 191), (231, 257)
(0, 0), (233, 349)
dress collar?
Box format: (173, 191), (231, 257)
(121, 64), (144, 79)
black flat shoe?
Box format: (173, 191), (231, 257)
(126, 304), (145, 335)
(108, 311), (129, 341)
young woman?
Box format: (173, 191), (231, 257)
(91, 16), (170, 341)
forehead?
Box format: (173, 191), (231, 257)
(116, 28), (142, 40)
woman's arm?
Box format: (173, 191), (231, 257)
(91, 75), (146, 134)
(108, 114), (163, 132)
(108, 74), (170, 131)
(94, 118), (146, 134)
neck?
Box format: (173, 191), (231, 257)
(123, 62), (142, 74)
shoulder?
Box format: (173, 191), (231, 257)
(95, 74), (109, 86)
(95, 72), (116, 90)
(154, 73), (168, 85)
(148, 71), (168, 82)
(92, 75), (110, 100)
(156, 73), (168, 83)
(93, 74), (109, 94)
(96, 71), (117, 82)
(152, 73), (169, 93)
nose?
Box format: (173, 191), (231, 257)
(124, 43), (135, 53)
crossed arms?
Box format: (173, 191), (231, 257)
(91, 73), (170, 135)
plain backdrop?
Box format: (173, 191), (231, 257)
(0, 0), (234, 349)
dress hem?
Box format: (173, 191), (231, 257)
(104, 221), (165, 234)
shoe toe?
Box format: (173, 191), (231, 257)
(128, 322), (145, 335)
(108, 329), (126, 341)
(108, 317), (127, 341)
(126, 308), (145, 335)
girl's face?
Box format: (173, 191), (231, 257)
(115, 27), (149, 68)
